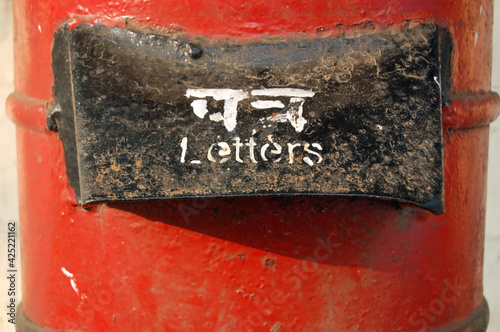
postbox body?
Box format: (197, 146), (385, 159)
(7, 0), (500, 331)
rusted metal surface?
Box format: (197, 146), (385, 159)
(53, 23), (448, 213)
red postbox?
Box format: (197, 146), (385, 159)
(7, 0), (500, 331)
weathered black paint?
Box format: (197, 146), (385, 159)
(52, 23), (448, 214)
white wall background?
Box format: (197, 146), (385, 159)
(484, 0), (500, 330)
(0, 0), (498, 331)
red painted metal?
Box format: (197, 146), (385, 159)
(8, 0), (499, 331)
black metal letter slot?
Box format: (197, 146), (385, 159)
(52, 22), (449, 214)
